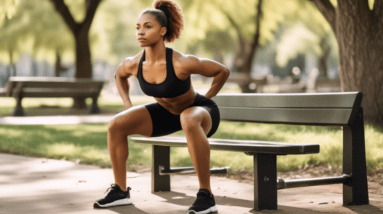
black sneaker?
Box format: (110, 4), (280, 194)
(93, 184), (132, 208)
(188, 189), (218, 214)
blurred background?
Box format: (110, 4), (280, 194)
(0, 0), (340, 93)
(0, 0), (382, 124)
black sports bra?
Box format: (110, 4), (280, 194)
(137, 47), (191, 98)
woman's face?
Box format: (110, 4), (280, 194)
(136, 13), (167, 47)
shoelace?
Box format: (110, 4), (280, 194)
(104, 184), (120, 194)
(104, 184), (131, 194)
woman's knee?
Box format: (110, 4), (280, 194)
(180, 107), (212, 134)
(108, 115), (127, 134)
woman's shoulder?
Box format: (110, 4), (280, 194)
(172, 49), (200, 70)
(120, 51), (144, 75)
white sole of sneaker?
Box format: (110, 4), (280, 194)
(188, 205), (218, 214)
(94, 198), (132, 208)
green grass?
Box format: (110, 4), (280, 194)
(1, 121), (382, 172)
(0, 124), (153, 169)
(1, 93), (382, 172)
(0, 95), (155, 116)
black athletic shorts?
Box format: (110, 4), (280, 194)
(145, 93), (220, 138)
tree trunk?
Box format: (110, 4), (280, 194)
(337, 1), (383, 124)
(50, 0), (101, 109)
(313, 0), (383, 125)
(229, 0), (264, 93)
(74, 29), (92, 79)
(54, 50), (66, 77)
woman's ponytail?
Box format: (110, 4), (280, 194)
(143, 0), (184, 43)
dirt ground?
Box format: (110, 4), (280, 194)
(215, 165), (383, 196)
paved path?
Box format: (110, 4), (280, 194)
(1, 153), (383, 214)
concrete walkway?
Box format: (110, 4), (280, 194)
(1, 153), (383, 214)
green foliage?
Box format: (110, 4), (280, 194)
(90, 0), (142, 64)
(0, 0), (350, 73)
(0, 0), (144, 66)
(0, 0), (75, 65)
(275, 1), (338, 67)
(0, 0), (19, 26)
(63, 0), (86, 22)
(29, 0), (75, 64)
(0, 0), (29, 64)
(276, 23), (321, 67)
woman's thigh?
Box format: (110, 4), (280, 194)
(109, 105), (153, 137)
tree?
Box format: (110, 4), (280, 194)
(50, 0), (102, 108)
(312, 0), (383, 124)
(50, 0), (101, 79)
(90, 0), (142, 65)
(275, 2), (338, 79)
(0, 0), (75, 77)
(0, 0), (27, 76)
(28, 0), (74, 77)
(180, 0), (305, 92)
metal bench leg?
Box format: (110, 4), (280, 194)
(152, 145), (170, 192)
(343, 107), (369, 205)
(253, 153), (277, 210)
(12, 96), (25, 116)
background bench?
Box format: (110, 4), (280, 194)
(0, 76), (105, 116)
(130, 92), (368, 211)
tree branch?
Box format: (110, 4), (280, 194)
(311, 0), (337, 37)
(50, 0), (77, 33)
(82, 0), (102, 30)
(250, 0), (263, 51)
(221, 10), (246, 51)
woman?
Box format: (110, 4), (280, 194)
(94, 0), (230, 213)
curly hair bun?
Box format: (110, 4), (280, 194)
(152, 0), (184, 43)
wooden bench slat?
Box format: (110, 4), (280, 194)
(130, 136), (320, 155)
(218, 107), (353, 125)
(212, 92), (362, 109)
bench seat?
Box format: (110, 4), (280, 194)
(130, 136), (320, 155)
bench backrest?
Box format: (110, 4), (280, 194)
(212, 92), (363, 126)
(5, 76), (104, 97)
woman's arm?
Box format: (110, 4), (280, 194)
(183, 55), (230, 99)
(115, 59), (134, 109)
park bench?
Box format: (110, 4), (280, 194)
(0, 76), (105, 116)
(130, 92), (368, 211)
